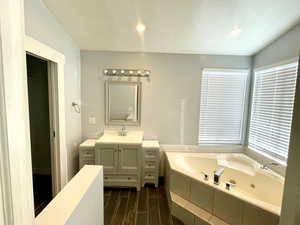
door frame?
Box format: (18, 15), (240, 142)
(0, 23), (14, 225)
(25, 36), (68, 195)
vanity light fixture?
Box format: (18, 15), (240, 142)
(230, 27), (242, 37)
(136, 23), (146, 32)
(103, 69), (151, 78)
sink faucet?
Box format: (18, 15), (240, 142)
(214, 168), (225, 185)
(120, 125), (127, 136)
(261, 162), (279, 170)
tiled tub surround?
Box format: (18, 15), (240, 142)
(165, 152), (284, 225)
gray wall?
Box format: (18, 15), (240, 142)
(24, 0), (82, 178)
(254, 22), (300, 68)
(280, 60), (300, 225)
(81, 51), (251, 144)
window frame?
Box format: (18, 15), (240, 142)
(198, 68), (250, 146)
(247, 58), (299, 163)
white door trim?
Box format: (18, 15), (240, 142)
(0, 24), (13, 225)
(0, 0), (35, 223)
(25, 36), (68, 193)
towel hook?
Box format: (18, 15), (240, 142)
(72, 102), (81, 113)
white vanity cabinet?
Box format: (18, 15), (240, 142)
(95, 144), (119, 172)
(79, 139), (97, 169)
(95, 143), (142, 191)
(142, 141), (160, 187)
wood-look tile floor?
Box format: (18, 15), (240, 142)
(104, 185), (184, 225)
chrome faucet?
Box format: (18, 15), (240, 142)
(261, 162), (279, 170)
(214, 168), (225, 185)
(120, 125), (128, 136)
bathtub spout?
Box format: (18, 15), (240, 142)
(214, 168), (225, 185)
(261, 162), (279, 170)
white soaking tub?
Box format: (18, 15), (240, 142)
(165, 152), (284, 225)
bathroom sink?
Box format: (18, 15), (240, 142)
(96, 132), (143, 144)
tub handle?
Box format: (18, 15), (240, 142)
(201, 172), (209, 181)
(225, 181), (236, 190)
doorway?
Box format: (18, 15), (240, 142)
(26, 54), (54, 216)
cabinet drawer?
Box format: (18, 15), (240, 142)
(81, 155), (94, 160)
(81, 160), (94, 165)
(144, 172), (156, 180)
(103, 174), (138, 186)
(79, 158), (95, 169)
(144, 149), (158, 159)
(144, 161), (157, 170)
(81, 150), (94, 157)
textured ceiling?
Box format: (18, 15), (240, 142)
(43, 0), (300, 55)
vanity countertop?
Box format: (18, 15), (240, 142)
(96, 131), (144, 145)
(80, 132), (160, 146)
(142, 140), (160, 149)
(79, 139), (97, 149)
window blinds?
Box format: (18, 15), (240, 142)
(198, 69), (248, 145)
(249, 61), (298, 161)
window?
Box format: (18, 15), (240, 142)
(248, 61), (298, 161)
(198, 69), (248, 145)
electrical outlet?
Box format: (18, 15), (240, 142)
(88, 117), (96, 125)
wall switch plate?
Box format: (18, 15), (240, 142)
(88, 117), (96, 125)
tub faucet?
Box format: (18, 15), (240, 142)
(214, 168), (225, 185)
(261, 162), (279, 170)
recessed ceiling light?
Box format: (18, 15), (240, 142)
(136, 24), (146, 32)
(230, 27), (242, 36)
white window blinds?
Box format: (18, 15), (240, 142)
(249, 61), (298, 161)
(198, 69), (248, 145)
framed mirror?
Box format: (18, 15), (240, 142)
(105, 80), (142, 126)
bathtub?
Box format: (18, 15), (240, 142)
(165, 152), (284, 225)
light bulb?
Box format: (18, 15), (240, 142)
(136, 24), (146, 32)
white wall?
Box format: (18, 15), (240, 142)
(81, 51), (251, 144)
(24, 0), (82, 178)
(35, 166), (103, 225)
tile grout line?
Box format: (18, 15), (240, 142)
(134, 190), (140, 225)
(156, 187), (162, 225)
(110, 191), (121, 225)
(122, 190), (131, 225)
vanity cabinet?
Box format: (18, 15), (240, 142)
(95, 144), (119, 172)
(95, 143), (141, 191)
(142, 141), (160, 187)
(79, 135), (160, 191)
(79, 139), (97, 169)
(118, 145), (140, 173)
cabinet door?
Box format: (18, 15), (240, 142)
(95, 144), (118, 172)
(119, 145), (140, 173)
